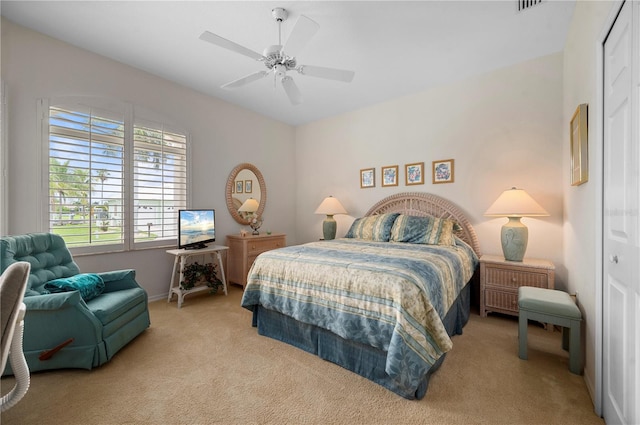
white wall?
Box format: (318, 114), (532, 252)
(295, 53), (565, 284)
(562, 0), (618, 407)
(0, 81), (7, 236)
(1, 19), (296, 300)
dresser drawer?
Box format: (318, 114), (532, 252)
(484, 288), (519, 314)
(484, 266), (549, 289)
(247, 238), (285, 255)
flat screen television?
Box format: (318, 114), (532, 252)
(178, 209), (215, 250)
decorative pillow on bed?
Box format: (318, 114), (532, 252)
(44, 273), (105, 302)
(390, 214), (456, 246)
(344, 213), (399, 241)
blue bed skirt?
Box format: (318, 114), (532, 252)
(251, 282), (471, 400)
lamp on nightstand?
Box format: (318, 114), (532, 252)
(484, 187), (549, 262)
(315, 196), (347, 240)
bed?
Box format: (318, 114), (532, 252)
(240, 192), (481, 399)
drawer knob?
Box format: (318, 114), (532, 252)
(512, 277), (517, 282)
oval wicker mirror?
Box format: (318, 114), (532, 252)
(225, 163), (266, 225)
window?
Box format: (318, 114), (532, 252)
(44, 99), (188, 253)
(132, 122), (187, 244)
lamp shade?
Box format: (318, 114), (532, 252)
(484, 188), (549, 217)
(238, 198), (259, 213)
(314, 196), (347, 216)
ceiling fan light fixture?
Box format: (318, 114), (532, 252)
(274, 64), (287, 79)
(200, 6), (355, 105)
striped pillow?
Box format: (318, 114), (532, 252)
(345, 213), (399, 242)
(390, 214), (456, 246)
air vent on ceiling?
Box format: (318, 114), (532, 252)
(518, 0), (543, 12)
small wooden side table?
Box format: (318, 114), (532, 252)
(166, 245), (229, 308)
(226, 233), (286, 288)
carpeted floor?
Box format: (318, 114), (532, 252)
(1, 285), (604, 425)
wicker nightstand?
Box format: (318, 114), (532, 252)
(480, 254), (555, 317)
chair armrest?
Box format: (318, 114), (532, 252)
(22, 292), (103, 349)
(24, 291), (84, 311)
(97, 269), (141, 293)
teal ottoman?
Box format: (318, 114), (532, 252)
(518, 286), (582, 375)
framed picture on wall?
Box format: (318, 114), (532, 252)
(570, 103), (588, 186)
(236, 180), (243, 194)
(405, 162), (424, 185)
(432, 159), (454, 184)
(382, 165), (399, 187)
(360, 168), (375, 188)
(245, 180), (253, 193)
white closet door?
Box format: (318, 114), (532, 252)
(603, 1), (639, 424)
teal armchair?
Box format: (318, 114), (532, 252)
(0, 233), (150, 374)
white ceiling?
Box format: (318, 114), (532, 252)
(1, 1), (575, 126)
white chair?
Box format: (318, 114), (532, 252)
(1, 261), (31, 411)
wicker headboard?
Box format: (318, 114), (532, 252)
(365, 192), (481, 255)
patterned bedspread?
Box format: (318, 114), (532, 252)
(241, 238), (478, 392)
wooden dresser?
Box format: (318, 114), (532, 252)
(480, 254), (555, 317)
(226, 233), (286, 288)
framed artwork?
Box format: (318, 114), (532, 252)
(382, 165), (399, 187)
(432, 159), (454, 184)
(360, 168), (375, 188)
(235, 180), (243, 194)
(245, 180), (253, 193)
(405, 162), (424, 186)
(570, 103), (588, 186)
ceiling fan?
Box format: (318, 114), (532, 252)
(199, 7), (355, 105)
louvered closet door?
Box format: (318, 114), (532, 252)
(603, 1), (639, 424)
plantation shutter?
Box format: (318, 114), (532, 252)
(46, 98), (189, 252)
(48, 105), (125, 248)
(132, 121), (187, 245)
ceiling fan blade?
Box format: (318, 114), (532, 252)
(221, 71), (269, 89)
(199, 31), (264, 61)
(281, 15), (319, 58)
(297, 65), (355, 83)
(281, 76), (302, 105)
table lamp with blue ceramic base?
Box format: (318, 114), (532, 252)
(484, 187), (549, 262)
(314, 196), (347, 240)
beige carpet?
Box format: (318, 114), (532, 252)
(1, 285), (603, 425)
